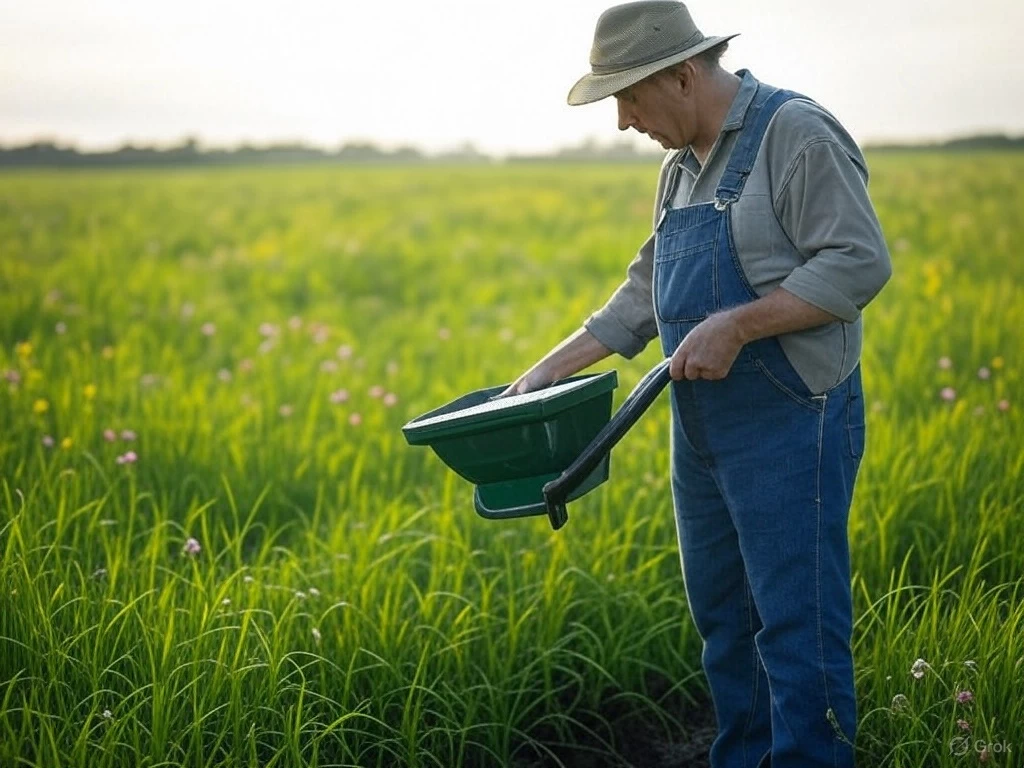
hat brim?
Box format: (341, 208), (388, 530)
(567, 33), (740, 106)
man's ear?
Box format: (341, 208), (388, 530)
(676, 60), (698, 96)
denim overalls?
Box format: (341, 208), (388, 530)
(653, 84), (865, 768)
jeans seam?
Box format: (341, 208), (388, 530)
(655, 239), (716, 262)
(742, 573), (759, 768)
(814, 393), (839, 767)
(725, 208), (762, 303)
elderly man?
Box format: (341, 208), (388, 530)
(501, 1), (891, 766)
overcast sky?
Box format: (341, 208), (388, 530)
(1, 0), (1021, 155)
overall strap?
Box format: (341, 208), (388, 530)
(714, 86), (807, 209)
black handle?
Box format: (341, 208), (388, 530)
(542, 358), (673, 529)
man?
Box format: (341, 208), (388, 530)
(500, 2), (891, 766)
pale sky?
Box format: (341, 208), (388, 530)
(1, 0), (1022, 155)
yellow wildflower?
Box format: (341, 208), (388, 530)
(16, 342), (32, 359)
(33, 398), (49, 414)
(83, 383), (97, 399)
(991, 356), (1004, 370)
(101, 346), (115, 360)
(60, 437), (73, 450)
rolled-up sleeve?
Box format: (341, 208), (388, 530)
(775, 138), (892, 323)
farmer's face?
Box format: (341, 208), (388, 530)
(614, 62), (698, 150)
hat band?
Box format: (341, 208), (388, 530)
(589, 29), (705, 75)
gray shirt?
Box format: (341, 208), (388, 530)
(583, 69), (892, 395)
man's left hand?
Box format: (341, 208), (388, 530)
(669, 310), (746, 381)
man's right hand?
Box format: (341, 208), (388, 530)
(495, 364), (557, 398)
(492, 327), (614, 399)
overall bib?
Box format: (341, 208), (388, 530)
(653, 84), (864, 768)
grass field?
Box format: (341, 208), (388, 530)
(1, 154), (1022, 767)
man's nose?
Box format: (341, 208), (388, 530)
(617, 100), (637, 132)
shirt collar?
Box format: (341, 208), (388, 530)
(721, 68), (759, 132)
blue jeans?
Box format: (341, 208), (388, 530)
(668, 357), (862, 768)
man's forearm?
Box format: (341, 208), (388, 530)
(726, 287), (840, 345)
(539, 327), (615, 380)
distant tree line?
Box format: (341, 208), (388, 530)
(0, 136), (662, 169)
(0, 133), (1020, 169)
(864, 134), (1024, 152)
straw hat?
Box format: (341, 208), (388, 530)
(567, 1), (739, 106)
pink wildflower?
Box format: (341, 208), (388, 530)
(369, 385), (384, 398)
(997, 399), (1010, 412)
(383, 393), (398, 407)
(258, 322), (278, 337)
(336, 344), (353, 360)
(279, 404), (293, 418)
(348, 412), (362, 426)
(3, 369), (20, 384)
(183, 537), (201, 556)
(957, 719), (971, 731)
(115, 450), (138, 465)
(103, 428), (117, 442)
(120, 429), (136, 441)
(329, 388), (349, 404)
(201, 322), (216, 336)
(320, 360), (339, 373)
(55, 321), (67, 334)
(42, 435), (55, 448)
(938, 356), (952, 370)
(977, 367), (991, 380)
(288, 316), (302, 330)
(238, 358), (254, 373)
(940, 387), (956, 402)
(217, 368), (232, 382)
(955, 689), (974, 704)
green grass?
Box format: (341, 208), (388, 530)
(1, 155), (1022, 767)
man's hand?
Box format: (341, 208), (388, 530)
(670, 310), (745, 381)
(494, 327), (614, 399)
(496, 364), (557, 398)
(669, 288), (843, 382)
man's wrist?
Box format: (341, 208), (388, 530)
(722, 305), (756, 346)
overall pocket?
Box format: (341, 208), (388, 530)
(750, 356), (825, 412)
(654, 232), (717, 323)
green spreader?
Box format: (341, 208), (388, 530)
(402, 359), (672, 530)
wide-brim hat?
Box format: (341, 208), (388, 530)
(567, 1), (739, 106)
